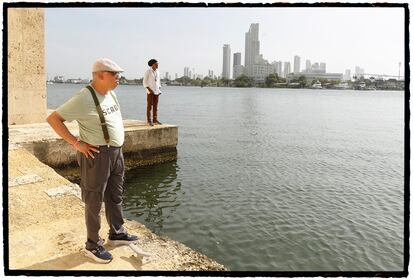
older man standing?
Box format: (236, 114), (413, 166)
(47, 58), (138, 264)
(143, 58), (162, 126)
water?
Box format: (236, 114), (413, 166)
(48, 84), (404, 271)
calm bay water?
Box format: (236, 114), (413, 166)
(48, 84), (404, 271)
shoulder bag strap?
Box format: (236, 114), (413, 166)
(85, 86), (110, 146)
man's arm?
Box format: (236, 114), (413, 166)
(143, 70), (154, 94)
(46, 111), (99, 158)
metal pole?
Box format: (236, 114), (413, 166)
(398, 62), (401, 80)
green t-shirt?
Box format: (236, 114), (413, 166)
(56, 86), (124, 147)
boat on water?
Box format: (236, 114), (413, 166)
(311, 80), (322, 89)
(335, 82), (350, 90)
(46, 81), (54, 85)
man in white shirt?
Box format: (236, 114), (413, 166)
(143, 59), (162, 126)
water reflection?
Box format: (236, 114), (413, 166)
(122, 161), (181, 234)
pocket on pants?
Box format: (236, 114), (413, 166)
(76, 151), (81, 167)
(79, 151), (109, 193)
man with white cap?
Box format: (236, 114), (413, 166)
(47, 58), (138, 264)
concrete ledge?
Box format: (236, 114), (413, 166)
(9, 119), (178, 168)
(8, 148), (227, 271)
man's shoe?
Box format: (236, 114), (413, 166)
(84, 245), (113, 264)
(147, 122), (153, 126)
(107, 233), (139, 246)
(154, 121), (162, 125)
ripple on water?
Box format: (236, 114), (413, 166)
(108, 87), (405, 271)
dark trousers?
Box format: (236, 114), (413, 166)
(147, 93), (159, 123)
(77, 146), (128, 250)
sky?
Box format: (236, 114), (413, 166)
(44, 7), (405, 80)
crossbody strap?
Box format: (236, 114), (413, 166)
(86, 86), (110, 146)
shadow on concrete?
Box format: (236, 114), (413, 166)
(22, 251), (90, 270)
(120, 255), (143, 270)
(22, 249), (143, 270)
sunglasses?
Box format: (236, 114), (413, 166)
(105, 71), (121, 78)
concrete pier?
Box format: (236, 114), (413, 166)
(9, 119), (178, 169)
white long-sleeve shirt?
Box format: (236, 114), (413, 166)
(143, 68), (162, 95)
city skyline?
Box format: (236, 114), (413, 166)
(45, 7), (404, 79)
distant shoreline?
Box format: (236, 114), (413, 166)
(46, 82), (404, 91)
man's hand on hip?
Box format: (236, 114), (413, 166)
(74, 141), (100, 159)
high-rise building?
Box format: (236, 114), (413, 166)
(222, 44), (231, 79)
(165, 72), (169, 80)
(175, 73), (178, 80)
(244, 23), (260, 77)
(305, 60), (311, 72)
(311, 62), (319, 72)
(184, 67), (189, 77)
(273, 61), (282, 77)
(283, 62), (291, 77)
(294, 55), (301, 74)
(208, 70), (214, 79)
(233, 52), (241, 66)
(344, 69), (351, 81)
(233, 52), (244, 79)
(320, 62), (326, 73)
(355, 66), (364, 78)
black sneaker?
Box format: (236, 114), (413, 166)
(84, 245), (113, 264)
(108, 233), (139, 246)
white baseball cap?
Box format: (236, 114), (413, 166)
(92, 58), (124, 73)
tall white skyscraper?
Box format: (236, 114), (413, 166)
(233, 52), (241, 66)
(222, 44), (231, 79)
(294, 55), (301, 74)
(208, 70), (214, 79)
(184, 67), (189, 77)
(283, 62), (291, 77)
(233, 52), (244, 79)
(311, 62), (320, 72)
(305, 59), (311, 72)
(320, 62), (326, 73)
(355, 66), (364, 78)
(244, 23), (260, 77)
(276, 61), (283, 77)
(344, 69), (351, 80)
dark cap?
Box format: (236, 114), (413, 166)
(148, 59), (158, 67)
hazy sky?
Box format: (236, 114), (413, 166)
(45, 7), (405, 79)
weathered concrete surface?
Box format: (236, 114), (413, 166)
(8, 8), (46, 125)
(9, 119), (178, 169)
(8, 148), (227, 271)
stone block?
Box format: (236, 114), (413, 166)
(9, 174), (43, 187)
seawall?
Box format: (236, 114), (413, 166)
(7, 121), (228, 272)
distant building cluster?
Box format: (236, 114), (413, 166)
(219, 23), (383, 84)
(50, 75), (90, 84)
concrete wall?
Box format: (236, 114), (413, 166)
(8, 8), (46, 125)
